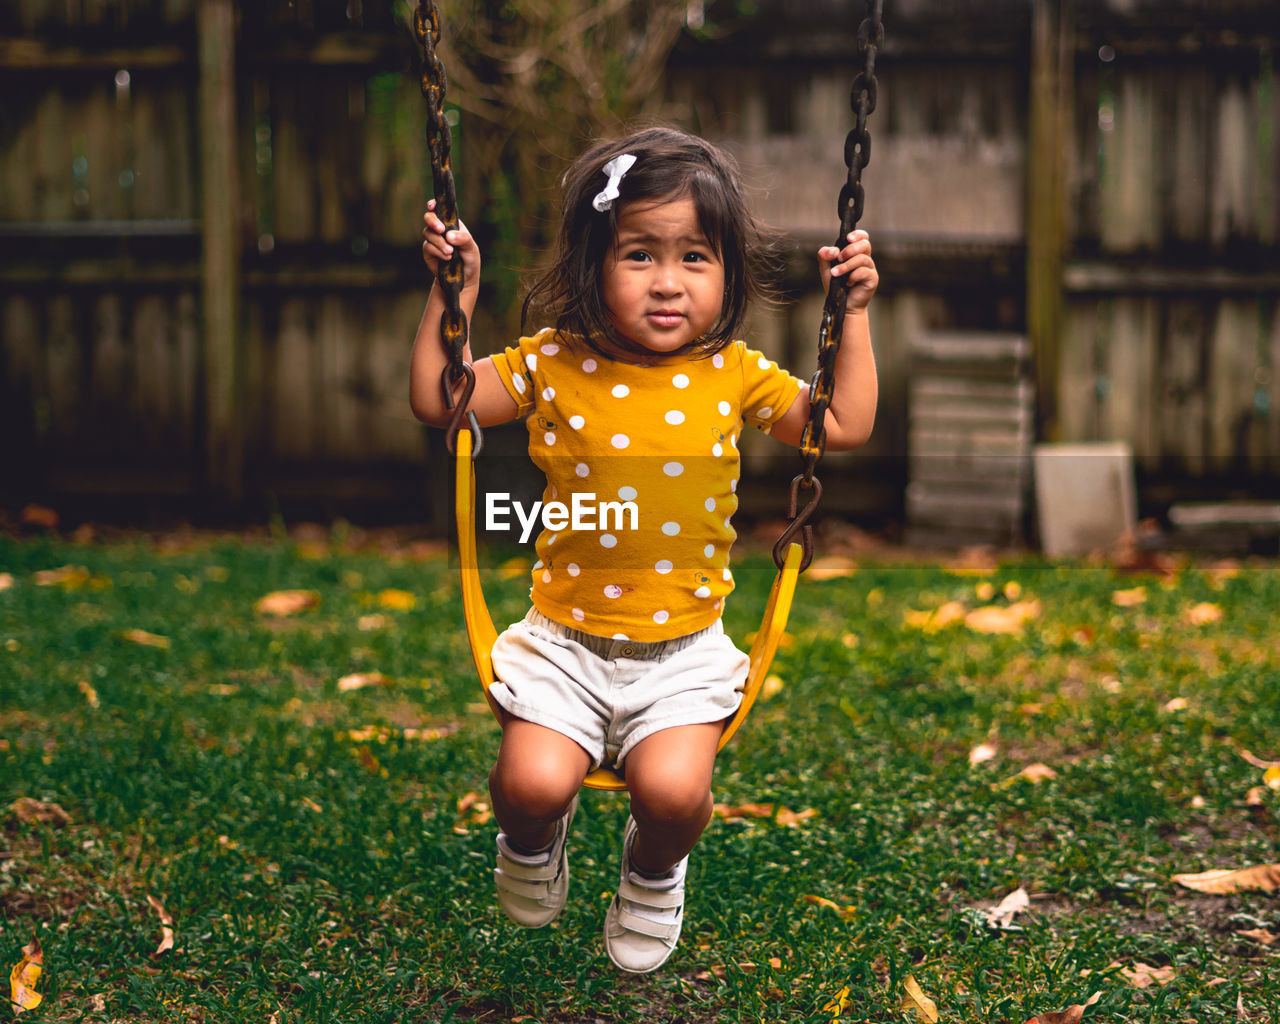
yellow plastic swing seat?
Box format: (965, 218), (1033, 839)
(454, 427), (803, 791)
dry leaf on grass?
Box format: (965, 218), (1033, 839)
(0, 573), (13, 591)
(120, 628), (170, 649)
(804, 894), (857, 921)
(1265, 765), (1280, 790)
(1116, 961), (1174, 988)
(965, 600), (1041, 635)
(1020, 991), (1101, 1024)
(146, 895), (175, 957)
(805, 555), (857, 581)
(35, 564), (89, 587)
(1111, 586), (1147, 607)
(377, 588), (417, 611)
(1236, 928), (1276, 945)
(969, 743), (998, 766)
(984, 887), (1030, 930)
(8, 936), (43, 1013)
(996, 762), (1058, 789)
(904, 601), (967, 633)
(254, 590), (320, 616)
(336, 672), (391, 693)
(1237, 748), (1280, 770)
(900, 974), (939, 1022)
(713, 803), (817, 827)
(77, 679), (100, 708)
(822, 985), (852, 1018)
(9, 798), (72, 827)
(1184, 601), (1223, 625)
(454, 791), (492, 834)
(1172, 864), (1280, 894)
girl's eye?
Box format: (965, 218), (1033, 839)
(624, 250), (651, 263)
(684, 251), (710, 264)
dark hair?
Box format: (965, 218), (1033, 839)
(521, 125), (779, 358)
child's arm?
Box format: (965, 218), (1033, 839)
(410, 199), (519, 428)
(771, 229), (879, 452)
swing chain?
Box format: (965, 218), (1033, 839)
(775, 0), (883, 572)
(414, 0), (479, 456)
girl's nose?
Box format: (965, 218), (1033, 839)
(650, 262), (681, 295)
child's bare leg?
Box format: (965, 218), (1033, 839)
(489, 717), (592, 852)
(624, 722), (722, 874)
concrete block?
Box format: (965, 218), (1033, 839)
(1033, 442), (1136, 557)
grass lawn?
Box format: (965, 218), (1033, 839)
(2, 528), (1278, 1023)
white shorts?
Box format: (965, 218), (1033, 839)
(488, 608), (749, 772)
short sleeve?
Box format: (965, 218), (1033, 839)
(739, 345), (802, 433)
(490, 334), (543, 417)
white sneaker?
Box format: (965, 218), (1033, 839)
(494, 795), (577, 928)
(603, 816), (687, 973)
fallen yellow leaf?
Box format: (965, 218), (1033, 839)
(0, 573), (13, 591)
(1264, 765), (1280, 790)
(1017, 762), (1057, 784)
(713, 803), (816, 827)
(823, 984), (852, 1018)
(337, 672), (392, 692)
(454, 791), (492, 833)
(1236, 928), (1276, 945)
(34, 564), (90, 587)
(805, 555), (857, 581)
(1161, 697), (1189, 712)
(803, 894), (857, 921)
(969, 742), (998, 766)
(1112, 586), (1147, 607)
(8, 936), (42, 1013)
(1184, 601), (1222, 625)
(1172, 864), (1280, 894)
(254, 590), (320, 616)
(965, 600), (1041, 635)
(900, 974), (939, 1022)
(761, 675), (784, 700)
(146, 894), (175, 957)
(904, 600), (967, 632)
(120, 628), (170, 649)
(1117, 961), (1174, 989)
(77, 679), (100, 708)
(377, 588), (417, 611)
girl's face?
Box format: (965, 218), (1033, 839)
(600, 196), (725, 357)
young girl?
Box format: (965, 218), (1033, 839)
(410, 126), (878, 973)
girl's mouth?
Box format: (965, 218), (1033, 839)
(647, 311), (684, 327)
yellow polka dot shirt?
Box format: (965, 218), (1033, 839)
(491, 331), (802, 641)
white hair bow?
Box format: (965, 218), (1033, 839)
(591, 153), (637, 212)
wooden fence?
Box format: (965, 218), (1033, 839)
(2, 0), (1278, 529)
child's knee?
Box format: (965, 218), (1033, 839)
(489, 761), (577, 824)
(628, 770), (712, 830)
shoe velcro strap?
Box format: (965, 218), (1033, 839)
(496, 851), (559, 882)
(615, 904), (682, 941)
(618, 878), (684, 910)
(494, 867), (557, 902)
